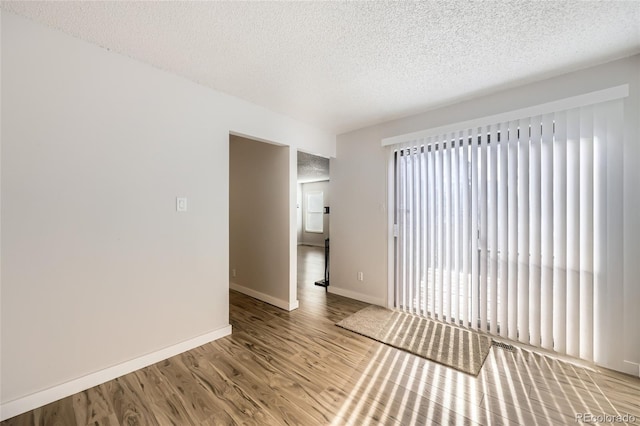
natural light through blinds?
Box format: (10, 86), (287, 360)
(389, 90), (625, 362)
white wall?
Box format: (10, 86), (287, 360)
(330, 135), (388, 306)
(301, 180), (330, 247)
(0, 11), (334, 416)
(331, 55), (640, 375)
(229, 136), (291, 308)
(297, 182), (303, 244)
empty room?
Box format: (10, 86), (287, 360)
(1, 1), (639, 425)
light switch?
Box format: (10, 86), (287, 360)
(176, 197), (188, 212)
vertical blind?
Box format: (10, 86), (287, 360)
(392, 98), (623, 360)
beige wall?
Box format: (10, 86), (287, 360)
(229, 136), (290, 305)
(301, 180), (330, 247)
(1, 11), (334, 413)
(330, 134), (388, 306)
(331, 55), (640, 375)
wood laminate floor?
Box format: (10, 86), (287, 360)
(3, 245), (639, 425)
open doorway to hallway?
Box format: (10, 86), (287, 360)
(297, 151), (330, 290)
(229, 134), (291, 309)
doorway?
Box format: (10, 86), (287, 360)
(229, 134), (291, 308)
(297, 151), (330, 289)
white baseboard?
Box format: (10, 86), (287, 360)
(328, 286), (386, 307)
(230, 282), (298, 311)
(623, 360), (640, 377)
(0, 325), (232, 421)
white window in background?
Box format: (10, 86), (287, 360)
(305, 191), (324, 233)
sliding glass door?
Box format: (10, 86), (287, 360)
(391, 98), (623, 362)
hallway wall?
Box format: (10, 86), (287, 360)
(229, 136), (290, 307)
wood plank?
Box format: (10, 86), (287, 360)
(99, 378), (159, 426)
(177, 347), (281, 425)
(34, 397), (77, 426)
(72, 386), (117, 426)
(124, 366), (196, 425)
(0, 412), (34, 426)
(197, 337), (334, 425)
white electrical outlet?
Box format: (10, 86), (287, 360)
(176, 197), (187, 212)
(232, 269), (236, 278)
(357, 272), (364, 281)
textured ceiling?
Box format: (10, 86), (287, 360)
(2, 1), (639, 134)
(298, 151), (329, 184)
